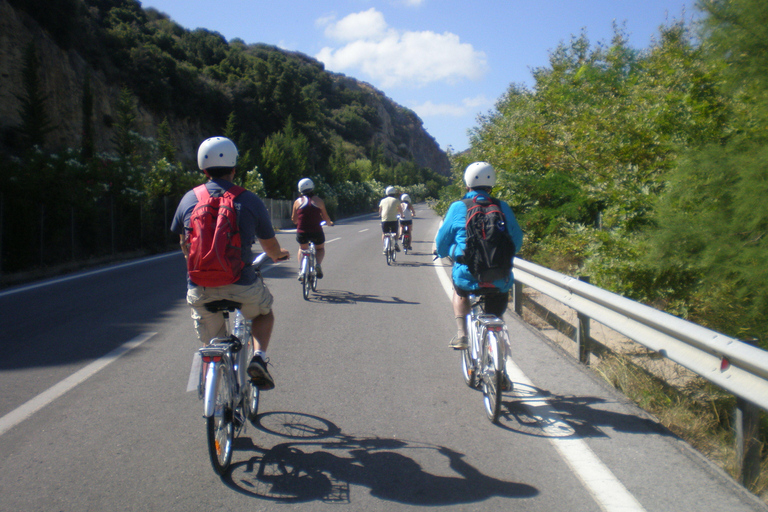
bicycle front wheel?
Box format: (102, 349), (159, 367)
(206, 365), (234, 474)
(481, 332), (503, 423)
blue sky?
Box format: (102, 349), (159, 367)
(140, 0), (698, 153)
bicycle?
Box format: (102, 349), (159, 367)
(400, 223), (412, 254)
(459, 292), (513, 423)
(383, 231), (397, 265)
(197, 252), (272, 475)
(299, 241), (318, 300)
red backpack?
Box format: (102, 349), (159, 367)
(186, 184), (245, 287)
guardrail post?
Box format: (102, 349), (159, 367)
(513, 281), (523, 316)
(576, 276), (591, 364)
(735, 398), (761, 489)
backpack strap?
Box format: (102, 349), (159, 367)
(193, 184), (210, 202)
(223, 184), (245, 199)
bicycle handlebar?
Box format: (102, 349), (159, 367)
(252, 252), (288, 269)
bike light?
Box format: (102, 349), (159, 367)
(488, 326), (503, 332)
(202, 355), (222, 363)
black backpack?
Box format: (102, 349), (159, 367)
(458, 196), (516, 283)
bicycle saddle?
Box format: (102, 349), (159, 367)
(204, 299), (242, 313)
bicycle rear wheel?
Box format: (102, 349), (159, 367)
(460, 345), (476, 388)
(384, 237), (392, 265)
(480, 332), (503, 423)
(310, 256), (318, 292)
(207, 365), (234, 474)
(302, 259), (311, 300)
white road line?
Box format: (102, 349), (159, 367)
(0, 332), (156, 437)
(358, 229), (369, 233)
(431, 255), (645, 512)
(325, 237), (341, 244)
(0, 254), (177, 298)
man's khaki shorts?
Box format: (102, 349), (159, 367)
(187, 278), (273, 344)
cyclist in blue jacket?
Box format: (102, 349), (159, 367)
(435, 162), (523, 349)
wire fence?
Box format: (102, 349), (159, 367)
(0, 193), (293, 278)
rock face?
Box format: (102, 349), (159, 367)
(0, 0), (449, 175)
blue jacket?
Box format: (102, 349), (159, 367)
(435, 190), (524, 292)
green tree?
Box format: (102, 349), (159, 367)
(649, 0), (768, 344)
(16, 43), (55, 151)
(259, 117), (310, 199)
(81, 73), (95, 161)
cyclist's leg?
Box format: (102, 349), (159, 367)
(450, 286), (471, 349)
(231, 280), (276, 389)
(296, 233), (309, 274)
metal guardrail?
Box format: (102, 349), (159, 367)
(512, 258), (768, 412)
(511, 258), (767, 486)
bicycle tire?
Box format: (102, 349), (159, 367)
(310, 255), (318, 292)
(384, 237), (392, 265)
(302, 261), (310, 300)
(481, 332), (503, 423)
(207, 365), (234, 474)
(460, 345), (476, 388)
(242, 332), (260, 423)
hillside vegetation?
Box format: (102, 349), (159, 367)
(0, 0), (449, 274)
(441, 0), (768, 351)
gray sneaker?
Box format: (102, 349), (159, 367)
(449, 335), (468, 350)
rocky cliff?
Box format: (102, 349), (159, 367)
(0, 0), (449, 175)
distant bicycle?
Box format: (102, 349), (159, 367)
(197, 252), (273, 475)
(299, 241), (318, 300)
(460, 291), (512, 423)
(400, 223), (412, 254)
(383, 232), (397, 265)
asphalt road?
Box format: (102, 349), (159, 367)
(0, 205), (765, 511)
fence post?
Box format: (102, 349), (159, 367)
(735, 398), (761, 489)
(514, 280), (523, 316)
(576, 276), (591, 364)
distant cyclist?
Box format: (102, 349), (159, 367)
(399, 193), (415, 249)
(291, 178), (333, 279)
(378, 186), (400, 253)
(435, 162), (523, 350)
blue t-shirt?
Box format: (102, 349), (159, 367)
(171, 179), (275, 287)
(435, 190), (524, 292)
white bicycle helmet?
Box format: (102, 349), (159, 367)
(385, 186), (396, 196)
(298, 178), (315, 193)
(464, 161), (496, 188)
(197, 137), (238, 170)
(401, 194), (411, 203)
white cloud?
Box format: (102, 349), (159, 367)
(316, 9), (487, 88)
(322, 8), (389, 42)
(413, 95), (492, 118)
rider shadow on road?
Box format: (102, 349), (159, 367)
(223, 411), (538, 505)
(496, 382), (672, 439)
(310, 289), (419, 306)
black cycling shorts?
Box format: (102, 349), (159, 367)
(381, 221), (398, 233)
(399, 219), (412, 226)
(454, 286), (509, 318)
(296, 231), (325, 245)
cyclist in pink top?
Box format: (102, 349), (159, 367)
(291, 178), (333, 279)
